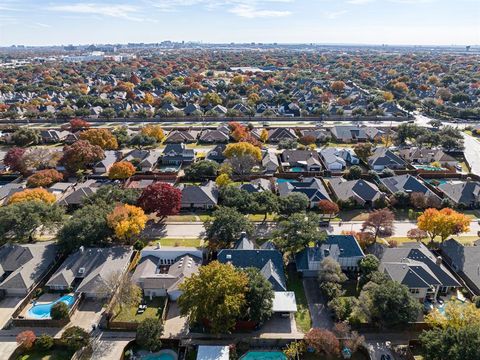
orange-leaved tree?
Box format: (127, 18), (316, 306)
(27, 169), (63, 188)
(79, 128), (118, 150)
(8, 188), (56, 205)
(417, 208), (470, 242)
(108, 161), (136, 180)
(107, 204), (148, 243)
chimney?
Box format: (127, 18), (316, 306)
(436, 256), (443, 265)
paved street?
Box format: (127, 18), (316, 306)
(164, 220), (480, 239)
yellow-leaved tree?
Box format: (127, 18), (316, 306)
(79, 128), (118, 150)
(108, 161), (136, 180)
(425, 301), (480, 330)
(107, 204), (148, 243)
(215, 173), (232, 188)
(417, 208), (470, 242)
(223, 142), (262, 161)
(8, 188), (56, 205)
(140, 125), (165, 143)
(260, 129), (269, 143)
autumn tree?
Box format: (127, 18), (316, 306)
(224, 142), (261, 161)
(140, 125), (165, 142)
(79, 128), (118, 150)
(318, 200), (339, 220)
(362, 208), (395, 241)
(108, 161), (136, 180)
(215, 173), (232, 188)
(69, 118), (91, 132)
(21, 148), (62, 173)
(107, 204), (147, 243)
(16, 330), (36, 350)
(137, 182), (182, 219)
(331, 81), (346, 93)
(260, 129), (269, 143)
(27, 169), (63, 188)
(178, 261), (248, 334)
(417, 208), (470, 242)
(4, 147), (26, 173)
(407, 228), (428, 242)
(304, 328), (340, 357)
(8, 188), (56, 205)
(61, 140), (105, 173)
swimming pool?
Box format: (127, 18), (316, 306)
(240, 351), (287, 360)
(288, 167), (305, 172)
(27, 295), (75, 319)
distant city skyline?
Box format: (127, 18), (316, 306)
(0, 0), (479, 46)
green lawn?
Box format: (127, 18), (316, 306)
(337, 209), (371, 222)
(17, 348), (74, 360)
(113, 297), (165, 323)
(166, 215), (199, 222)
(150, 238), (204, 247)
(286, 272), (311, 333)
(382, 235), (479, 246)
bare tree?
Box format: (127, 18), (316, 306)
(362, 208), (395, 242)
(101, 271), (142, 315)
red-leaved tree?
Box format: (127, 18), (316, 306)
(27, 169), (64, 188)
(60, 140), (105, 173)
(4, 147), (26, 174)
(137, 182), (182, 219)
(318, 200), (340, 220)
(16, 330), (36, 350)
(69, 118), (91, 132)
(304, 328), (340, 357)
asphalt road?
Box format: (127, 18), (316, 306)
(164, 220), (480, 239)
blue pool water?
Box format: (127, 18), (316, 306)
(276, 179), (294, 184)
(240, 352), (287, 360)
(141, 355), (175, 360)
(27, 295), (75, 319)
(289, 167), (304, 172)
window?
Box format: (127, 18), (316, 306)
(409, 288), (420, 294)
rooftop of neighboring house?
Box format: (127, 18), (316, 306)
(329, 177), (383, 203)
(0, 241), (57, 292)
(368, 147), (406, 167)
(438, 180), (480, 206)
(379, 242), (460, 290)
(440, 238), (480, 291)
(278, 177), (331, 202)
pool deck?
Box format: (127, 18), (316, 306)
(19, 293), (74, 319)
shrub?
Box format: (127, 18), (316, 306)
(35, 334), (54, 351)
(133, 240), (146, 250)
(136, 318), (164, 352)
(61, 326), (90, 351)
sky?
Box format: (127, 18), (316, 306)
(0, 0), (479, 46)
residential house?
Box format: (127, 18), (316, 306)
(438, 181), (480, 208)
(0, 182), (25, 205)
(380, 175), (441, 203)
(379, 242), (461, 301)
(45, 246), (133, 299)
(268, 128), (298, 143)
(123, 149), (161, 172)
(440, 239), (480, 295)
(164, 130), (199, 144)
(179, 181), (219, 210)
(199, 129), (229, 143)
(300, 129), (329, 143)
(368, 148), (406, 172)
(132, 249), (202, 300)
(262, 150), (279, 175)
(329, 178), (385, 207)
(330, 126), (368, 143)
(93, 150), (121, 174)
(40, 130), (70, 144)
(161, 143), (195, 166)
(207, 144), (227, 163)
(218, 235), (297, 315)
(398, 148), (458, 168)
(239, 178), (272, 193)
(295, 235), (365, 276)
(57, 180), (101, 206)
(0, 242), (57, 296)
(280, 150), (322, 172)
(319, 148), (347, 171)
(278, 177), (331, 208)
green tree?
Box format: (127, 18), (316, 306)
(359, 254), (380, 280)
(0, 201), (65, 242)
(345, 165), (362, 180)
(61, 326), (90, 351)
(278, 193), (309, 216)
(243, 268), (274, 323)
(136, 318), (164, 352)
(184, 160), (219, 181)
(253, 191), (279, 221)
(204, 207), (254, 249)
(85, 185), (140, 206)
(273, 212), (326, 253)
(51, 302), (70, 320)
(178, 261), (248, 334)
(12, 128), (41, 147)
(35, 334), (54, 351)
(357, 278), (421, 327)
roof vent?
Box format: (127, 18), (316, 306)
(78, 267), (85, 275)
(226, 254), (232, 260)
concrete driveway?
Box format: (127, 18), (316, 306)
(91, 337), (130, 360)
(70, 300), (105, 331)
(302, 278), (334, 330)
(0, 297), (23, 329)
(0, 340), (18, 360)
(163, 303), (188, 338)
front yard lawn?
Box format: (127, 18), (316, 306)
(113, 297), (165, 323)
(150, 238), (204, 247)
(286, 272), (311, 333)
